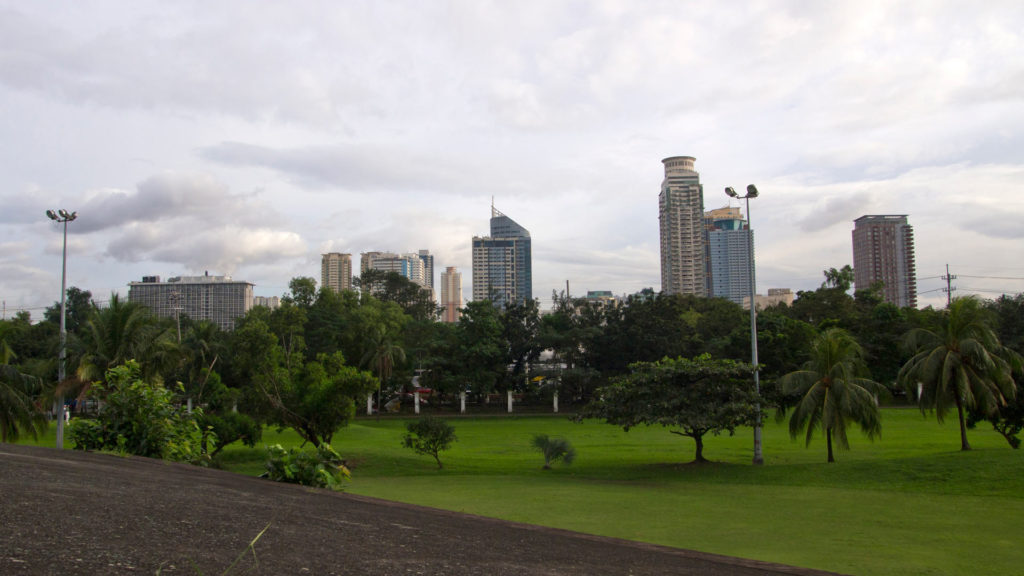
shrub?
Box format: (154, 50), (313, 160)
(531, 434), (576, 469)
(262, 444), (350, 491)
(402, 417), (457, 469)
(70, 361), (209, 464)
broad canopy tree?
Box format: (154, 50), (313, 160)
(580, 354), (759, 463)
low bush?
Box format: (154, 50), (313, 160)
(261, 444), (350, 491)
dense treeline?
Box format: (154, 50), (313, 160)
(2, 268), (1022, 454)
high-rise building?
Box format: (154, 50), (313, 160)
(852, 215), (917, 308)
(128, 273), (253, 331)
(705, 205), (752, 306)
(659, 156), (707, 296)
(418, 250), (435, 292)
(440, 266), (462, 323)
(472, 205), (532, 307)
(321, 252), (353, 293)
(360, 251), (429, 287)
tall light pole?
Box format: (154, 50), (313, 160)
(725, 185), (763, 465)
(46, 208), (77, 449)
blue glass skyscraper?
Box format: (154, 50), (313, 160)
(472, 205), (532, 307)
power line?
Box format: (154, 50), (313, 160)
(958, 275), (1024, 281)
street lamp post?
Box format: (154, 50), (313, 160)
(46, 208), (77, 449)
(725, 185), (763, 465)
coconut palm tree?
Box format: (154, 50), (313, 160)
(0, 339), (47, 443)
(898, 296), (1020, 451)
(70, 293), (175, 400)
(779, 328), (884, 463)
(360, 326), (405, 414)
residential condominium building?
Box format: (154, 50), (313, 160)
(852, 215), (918, 308)
(659, 156), (707, 296)
(321, 252), (353, 293)
(127, 273), (253, 331)
(418, 249), (435, 292)
(360, 251), (430, 288)
(705, 205), (752, 306)
(439, 266), (462, 323)
(472, 205), (532, 307)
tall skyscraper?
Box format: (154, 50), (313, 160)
(852, 215), (918, 308)
(321, 252), (353, 293)
(472, 205), (532, 307)
(705, 205), (752, 306)
(128, 273), (253, 331)
(659, 156), (707, 296)
(440, 266), (462, 323)
(418, 249), (435, 292)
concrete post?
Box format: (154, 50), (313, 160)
(553, 391), (559, 413)
(367, 394), (374, 416)
(460, 391), (466, 414)
(507, 389), (513, 413)
(414, 391), (421, 414)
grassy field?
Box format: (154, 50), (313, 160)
(25, 407), (1024, 575)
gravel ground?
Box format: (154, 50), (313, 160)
(0, 444), (846, 576)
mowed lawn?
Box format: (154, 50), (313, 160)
(26, 407), (1022, 575)
(211, 406), (1024, 576)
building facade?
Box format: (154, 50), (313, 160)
(852, 215), (918, 308)
(360, 251), (429, 288)
(439, 266), (462, 323)
(418, 250), (435, 292)
(659, 156), (707, 296)
(472, 205), (532, 307)
(321, 252), (353, 293)
(705, 205), (753, 306)
(128, 273), (253, 331)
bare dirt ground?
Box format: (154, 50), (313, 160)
(0, 444), (846, 575)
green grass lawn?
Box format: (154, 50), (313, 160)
(26, 408), (1024, 575)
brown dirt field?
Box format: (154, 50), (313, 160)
(0, 444), (846, 575)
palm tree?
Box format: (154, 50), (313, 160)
(898, 296), (1020, 451)
(360, 326), (405, 414)
(531, 434), (576, 469)
(69, 293), (175, 400)
(0, 339), (47, 443)
(779, 328), (884, 463)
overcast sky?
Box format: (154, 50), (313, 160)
(2, 0), (1023, 318)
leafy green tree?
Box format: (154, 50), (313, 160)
(233, 319), (377, 447)
(402, 417), (457, 469)
(501, 299), (542, 392)
(778, 328), (885, 463)
(356, 269), (439, 322)
(284, 276), (318, 308)
(44, 286), (95, 335)
(579, 355), (759, 463)
(531, 434), (576, 469)
(899, 296), (1021, 451)
(0, 340), (47, 443)
(199, 411), (263, 456)
(451, 301), (506, 397)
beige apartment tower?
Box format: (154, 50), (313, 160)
(659, 156), (707, 296)
(440, 267), (463, 323)
(852, 215), (917, 308)
(321, 252), (353, 293)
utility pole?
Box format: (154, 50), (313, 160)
(942, 264), (957, 307)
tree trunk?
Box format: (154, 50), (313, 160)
(693, 434), (706, 463)
(955, 396), (972, 451)
(826, 427), (835, 463)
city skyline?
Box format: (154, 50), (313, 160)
(2, 2), (1023, 316)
